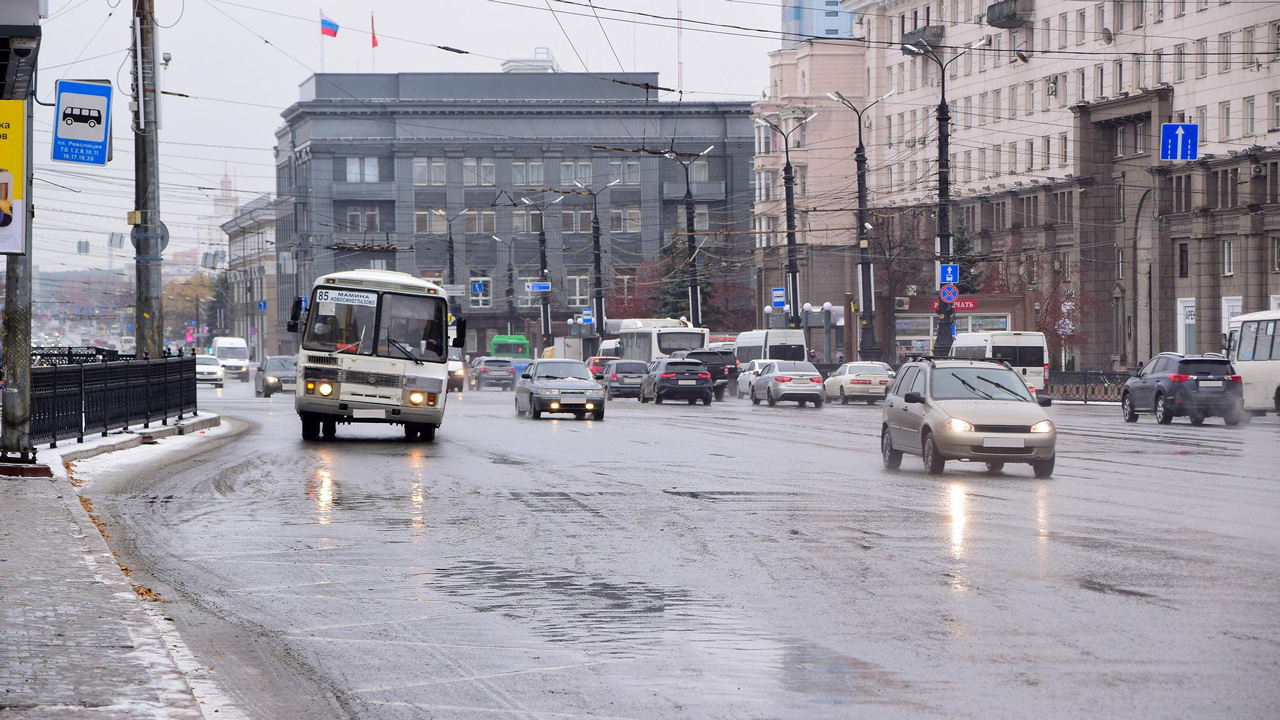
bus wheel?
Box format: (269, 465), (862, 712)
(419, 425), (436, 442)
(301, 414), (319, 441)
(322, 420), (337, 438)
(404, 424), (419, 440)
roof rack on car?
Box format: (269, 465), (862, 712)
(976, 356), (1014, 370)
(903, 354), (938, 367)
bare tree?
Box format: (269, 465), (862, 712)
(870, 209), (933, 359)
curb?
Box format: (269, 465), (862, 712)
(51, 413), (221, 467)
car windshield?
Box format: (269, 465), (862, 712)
(535, 362), (593, 380)
(1178, 360), (1232, 375)
(263, 358), (295, 371)
(932, 368), (1034, 401)
(657, 332), (705, 354)
(215, 347), (248, 360)
(774, 361), (818, 373)
(196, 356), (219, 366)
(846, 364), (888, 375)
(448, 348), (462, 361)
(613, 362), (647, 374)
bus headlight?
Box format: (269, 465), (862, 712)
(318, 382), (334, 397)
(408, 391), (425, 406)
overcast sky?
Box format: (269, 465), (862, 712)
(30, 0), (783, 276)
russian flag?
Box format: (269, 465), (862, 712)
(320, 12), (339, 37)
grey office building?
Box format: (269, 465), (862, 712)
(273, 70), (753, 354)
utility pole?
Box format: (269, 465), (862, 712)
(754, 114), (816, 330)
(829, 90), (894, 362)
(132, 0), (165, 359)
(661, 146), (714, 328)
(506, 251), (516, 335)
(521, 195), (562, 351)
(590, 207), (603, 346)
(1, 97), (35, 460)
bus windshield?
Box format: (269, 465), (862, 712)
(302, 287), (447, 362)
(376, 293), (447, 362)
(493, 342), (530, 357)
(657, 331), (705, 354)
(304, 288), (378, 355)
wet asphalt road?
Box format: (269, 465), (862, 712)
(86, 378), (1280, 719)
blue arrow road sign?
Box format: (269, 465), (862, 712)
(771, 287), (786, 308)
(939, 264), (960, 284)
(1160, 123), (1198, 161)
(257, 300), (267, 312)
(52, 80), (113, 166)
(471, 281), (485, 295)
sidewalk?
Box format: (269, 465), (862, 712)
(0, 415), (219, 719)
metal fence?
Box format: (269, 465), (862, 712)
(29, 356), (198, 447)
(1045, 370), (1131, 402)
(31, 347), (124, 366)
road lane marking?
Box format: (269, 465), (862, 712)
(349, 656), (650, 694)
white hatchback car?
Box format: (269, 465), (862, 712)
(824, 362), (893, 405)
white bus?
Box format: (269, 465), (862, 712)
(1225, 309), (1280, 415)
(288, 270), (464, 441)
(617, 318), (709, 362)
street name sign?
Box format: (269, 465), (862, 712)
(527, 281), (551, 292)
(52, 80), (112, 166)
(1160, 123), (1198, 161)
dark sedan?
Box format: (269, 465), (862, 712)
(639, 359), (713, 405)
(254, 355), (297, 398)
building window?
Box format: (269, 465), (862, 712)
(1116, 126), (1129, 157)
(566, 274), (590, 307)
(993, 145), (1002, 176)
(979, 93), (989, 125)
(1052, 191), (1074, 223)
(1274, 237), (1280, 272)
(609, 206), (642, 233)
(345, 205), (379, 232)
(560, 160), (592, 186)
(691, 159), (710, 183)
(413, 158), (447, 186)
(1154, 50), (1164, 84)
(345, 157), (380, 183)
(1026, 81), (1035, 114)
(1219, 33), (1232, 73)
(1114, 59), (1125, 94)
(1270, 92), (1280, 130)
(1076, 10), (1086, 45)
(512, 160), (545, 188)
(1175, 0), (1186, 16)
(512, 209), (543, 234)
(1059, 132), (1069, 165)
(414, 207), (446, 234)
(1244, 27), (1257, 67)
(993, 89), (1002, 121)
(462, 158), (495, 187)
(1245, 97), (1257, 135)
(1113, 0), (1124, 30)
(608, 159), (641, 185)
(1173, 174), (1193, 213)
(1025, 140), (1035, 171)
(1117, 248), (1124, 280)
(1174, 44), (1186, 81)
(1041, 136), (1051, 169)
(1196, 106), (1208, 142)
(1196, 38), (1209, 77)
(1178, 242), (1189, 277)
(1217, 168), (1240, 207)
(1095, 5), (1106, 41)
(1095, 64), (1105, 98)
(469, 276), (492, 308)
(1219, 102), (1232, 140)
(1223, 240), (1234, 276)
(992, 200), (1007, 228)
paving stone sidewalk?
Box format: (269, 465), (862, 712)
(0, 426), (215, 718)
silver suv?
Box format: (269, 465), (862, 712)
(881, 358), (1057, 477)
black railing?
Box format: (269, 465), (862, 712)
(1045, 370), (1131, 402)
(32, 346), (124, 366)
(30, 356), (197, 447)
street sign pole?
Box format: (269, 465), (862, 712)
(1, 96), (34, 460)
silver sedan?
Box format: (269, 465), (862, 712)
(750, 361), (825, 407)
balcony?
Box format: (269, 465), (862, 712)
(986, 0), (1033, 29)
(661, 181), (726, 201)
(900, 25), (944, 53)
(329, 181), (399, 200)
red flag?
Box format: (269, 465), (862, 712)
(371, 13), (378, 48)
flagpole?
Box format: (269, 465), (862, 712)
(371, 12), (377, 73)
(319, 9), (325, 73)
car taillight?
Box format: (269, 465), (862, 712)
(610, 373), (618, 380)
(478, 368), (490, 374)
(697, 372), (711, 378)
(1228, 375), (1242, 383)
(508, 368), (515, 374)
(1168, 373), (1190, 383)
(735, 359), (740, 367)
(879, 379), (888, 384)
(775, 376), (792, 383)
(661, 372), (677, 378)
(851, 379), (871, 385)
(809, 377), (822, 383)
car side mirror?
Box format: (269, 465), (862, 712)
(451, 319), (467, 348)
(521, 372), (531, 379)
(1128, 369), (1139, 377)
(1037, 395), (1053, 407)
(289, 296), (304, 322)
(903, 391), (924, 404)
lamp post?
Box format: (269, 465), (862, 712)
(571, 178), (620, 350)
(901, 37), (989, 355)
(826, 89), (895, 361)
(662, 145), (716, 328)
(519, 195), (563, 352)
(432, 208), (471, 289)
(490, 235), (519, 335)
(754, 113), (817, 330)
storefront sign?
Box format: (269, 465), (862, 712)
(931, 298), (977, 311)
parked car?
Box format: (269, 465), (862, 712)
(195, 355), (224, 389)
(1121, 352), (1247, 425)
(515, 359), (605, 420)
(824, 362), (893, 404)
(447, 348), (466, 392)
(670, 349), (739, 401)
(639, 358), (713, 405)
(881, 358), (1056, 477)
(586, 355), (620, 380)
(468, 356), (516, 391)
(736, 359), (769, 398)
(749, 360), (825, 407)
(601, 359), (647, 400)
(254, 355), (296, 398)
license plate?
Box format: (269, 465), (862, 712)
(678, 380), (696, 385)
(353, 409), (385, 419)
(1199, 380), (1222, 388)
(622, 378), (638, 384)
(560, 398), (585, 404)
(983, 437), (1025, 448)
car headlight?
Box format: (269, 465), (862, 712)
(408, 391), (425, 406)
(945, 417), (974, 432)
(318, 382), (334, 397)
(453, 368), (465, 376)
(266, 376), (279, 384)
(1030, 420), (1054, 433)
(536, 388), (559, 396)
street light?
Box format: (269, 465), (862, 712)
(754, 112), (818, 330)
(662, 144), (715, 328)
(431, 208), (471, 288)
(519, 194), (563, 351)
(491, 234), (518, 335)
(571, 178), (620, 349)
(900, 36), (989, 355)
(826, 88), (895, 362)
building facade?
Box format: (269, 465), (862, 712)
(272, 70), (754, 354)
(782, 0), (858, 45)
(221, 194), (278, 361)
(842, 0), (1280, 369)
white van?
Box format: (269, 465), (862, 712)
(210, 336), (250, 382)
(948, 331), (1050, 392)
(733, 329), (807, 364)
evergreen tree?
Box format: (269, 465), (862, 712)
(952, 218), (981, 295)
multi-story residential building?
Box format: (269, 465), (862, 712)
(272, 67), (754, 354)
(782, 0), (857, 45)
(844, 0), (1280, 369)
(221, 194), (278, 361)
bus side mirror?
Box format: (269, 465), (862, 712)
(287, 297), (305, 333)
(451, 319), (467, 348)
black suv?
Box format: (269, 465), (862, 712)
(639, 358), (713, 405)
(1121, 353), (1246, 425)
(670, 349), (739, 401)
